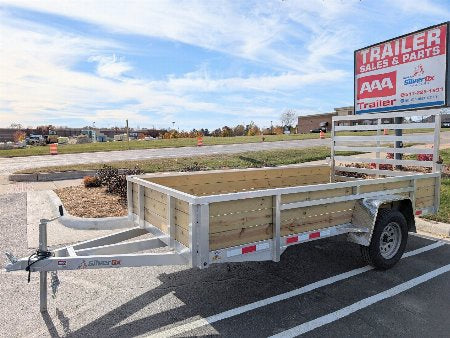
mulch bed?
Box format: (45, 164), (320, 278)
(55, 186), (127, 218)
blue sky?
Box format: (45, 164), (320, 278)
(0, 0), (449, 130)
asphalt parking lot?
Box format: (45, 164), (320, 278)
(1, 192), (449, 337)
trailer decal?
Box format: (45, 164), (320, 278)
(227, 242), (270, 257)
(285, 229), (333, 245)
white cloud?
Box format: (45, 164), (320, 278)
(0, 0), (360, 72)
(390, 0), (450, 18)
(6, 0), (445, 129)
(0, 3), (353, 129)
(162, 69), (349, 93)
(89, 54), (132, 79)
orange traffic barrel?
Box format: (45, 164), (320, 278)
(319, 130), (325, 139)
(197, 136), (203, 146)
(49, 143), (58, 155)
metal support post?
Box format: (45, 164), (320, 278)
(198, 204), (210, 268)
(433, 113), (441, 212)
(394, 116), (403, 170)
(188, 204), (199, 268)
(330, 119), (336, 182)
(376, 118), (381, 176)
(433, 113), (441, 173)
(127, 180), (133, 220)
(138, 185), (145, 228)
(272, 195), (281, 262)
(167, 195), (176, 248)
(39, 219), (48, 313)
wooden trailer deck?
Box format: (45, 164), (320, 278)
(129, 164), (438, 251)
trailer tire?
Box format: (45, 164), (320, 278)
(360, 209), (408, 270)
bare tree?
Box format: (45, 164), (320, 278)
(280, 109), (296, 127)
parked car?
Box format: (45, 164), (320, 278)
(26, 134), (46, 146)
(310, 122), (328, 133)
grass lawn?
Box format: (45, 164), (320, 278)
(0, 134), (324, 157)
(1, 128), (444, 158)
(422, 148), (450, 223)
(422, 177), (449, 224)
(17, 146), (347, 174)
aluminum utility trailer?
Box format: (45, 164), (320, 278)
(5, 110), (442, 312)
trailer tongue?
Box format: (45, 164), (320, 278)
(5, 110), (443, 312)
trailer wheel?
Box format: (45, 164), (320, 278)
(361, 209), (408, 270)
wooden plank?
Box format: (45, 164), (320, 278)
(144, 187), (167, 204)
(209, 200), (354, 250)
(175, 209), (189, 229)
(144, 209), (168, 233)
(175, 199), (189, 213)
(268, 175), (330, 188)
(273, 166), (329, 178)
(210, 196), (272, 216)
(281, 211), (353, 236)
(147, 165), (330, 188)
(281, 187), (353, 204)
(144, 196), (189, 228)
(177, 174), (331, 196)
(281, 201), (355, 221)
(415, 185), (436, 199)
(144, 196), (167, 218)
(415, 196), (435, 209)
(359, 180), (411, 193)
(132, 189), (138, 213)
(416, 177), (437, 188)
(209, 224), (272, 250)
(175, 225), (189, 247)
(210, 209), (272, 233)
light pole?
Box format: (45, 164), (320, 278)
(270, 120), (273, 135)
(172, 121), (175, 130)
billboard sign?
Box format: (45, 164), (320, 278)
(355, 22), (449, 114)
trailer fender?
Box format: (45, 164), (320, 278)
(347, 195), (414, 247)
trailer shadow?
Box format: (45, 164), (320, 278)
(61, 236), (370, 337)
(61, 235), (432, 337)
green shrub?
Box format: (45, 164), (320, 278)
(96, 165), (142, 199)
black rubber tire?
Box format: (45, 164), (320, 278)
(360, 209), (408, 270)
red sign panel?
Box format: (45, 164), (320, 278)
(356, 24), (447, 75)
(357, 71), (396, 99)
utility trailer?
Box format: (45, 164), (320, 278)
(5, 111), (442, 312)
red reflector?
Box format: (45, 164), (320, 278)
(242, 245), (256, 254)
(415, 210), (422, 215)
(309, 232), (320, 239)
(287, 236), (298, 244)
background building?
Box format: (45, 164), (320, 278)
(297, 106), (353, 134)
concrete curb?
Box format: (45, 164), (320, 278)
(416, 217), (450, 237)
(9, 169), (129, 182)
(10, 170), (96, 182)
(48, 190), (134, 230)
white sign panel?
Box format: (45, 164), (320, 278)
(355, 22), (449, 114)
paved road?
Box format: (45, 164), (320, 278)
(1, 131), (450, 176)
(1, 193), (449, 337)
(0, 138), (329, 175)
